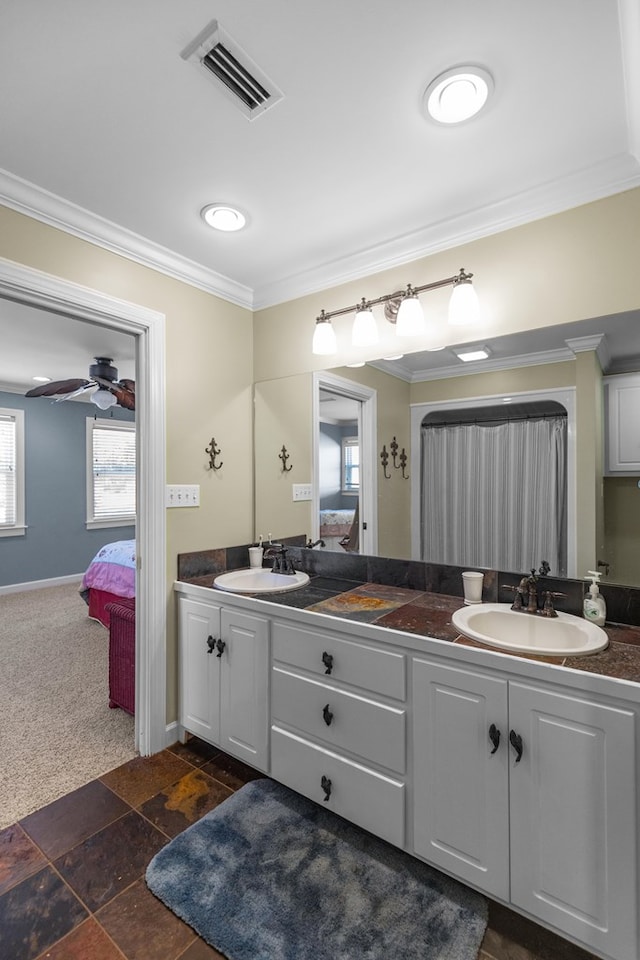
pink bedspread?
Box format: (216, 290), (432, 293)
(81, 539), (136, 599)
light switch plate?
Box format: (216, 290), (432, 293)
(292, 483), (312, 501)
(166, 484), (200, 507)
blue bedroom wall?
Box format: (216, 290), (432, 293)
(0, 390), (135, 587)
(319, 421), (358, 510)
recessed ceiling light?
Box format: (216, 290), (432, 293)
(346, 362), (366, 367)
(32, 376), (51, 382)
(453, 345), (492, 362)
(382, 354), (404, 361)
(201, 203), (247, 232)
(424, 66), (493, 124)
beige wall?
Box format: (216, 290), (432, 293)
(0, 206), (254, 721)
(603, 478), (640, 584)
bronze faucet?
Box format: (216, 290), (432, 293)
(502, 562), (566, 618)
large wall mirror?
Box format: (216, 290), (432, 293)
(254, 309), (640, 588)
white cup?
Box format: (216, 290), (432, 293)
(462, 571), (484, 604)
(248, 546), (264, 568)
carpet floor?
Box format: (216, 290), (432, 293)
(146, 778), (488, 960)
(0, 582), (136, 828)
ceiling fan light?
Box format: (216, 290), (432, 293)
(91, 387), (117, 410)
(448, 278), (481, 325)
(396, 292), (426, 337)
(352, 302), (378, 346)
(312, 315), (337, 356)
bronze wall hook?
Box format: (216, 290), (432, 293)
(279, 445), (293, 472)
(205, 437), (223, 471)
(380, 444), (390, 479)
(390, 436), (399, 469)
(399, 448), (409, 480)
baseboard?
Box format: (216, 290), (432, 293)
(0, 573), (84, 595)
(164, 720), (180, 750)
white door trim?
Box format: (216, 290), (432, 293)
(0, 256), (167, 755)
(313, 371), (378, 556)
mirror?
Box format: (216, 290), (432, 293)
(254, 310), (640, 588)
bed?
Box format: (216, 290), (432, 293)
(80, 539), (136, 627)
(319, 508), (356, 539)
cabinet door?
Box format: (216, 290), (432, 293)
(509, 682), (637, 960)
(413, 658), (510, 899)
(605, 374), (640, 473)
(178, 598), (221, 745)
(219, 608), (270, 772)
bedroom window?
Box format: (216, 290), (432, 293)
(86, 418), (136, 528)
(0, 408), (25, 538)
(342, 436), (360, 493)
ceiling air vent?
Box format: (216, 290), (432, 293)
(181, 19), (283, 120)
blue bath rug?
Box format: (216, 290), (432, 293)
(146, 779), (487, 960)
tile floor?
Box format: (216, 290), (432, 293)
(0, 738), (598, 960)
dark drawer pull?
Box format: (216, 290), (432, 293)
(206, 635), (216, 654)
(322, 651), (333, 674)
(215, 638), (226, 658)
(322, 703), (334, 726)
(489, 723), (501, 754)
(509, 729), (523, 763)
(321, 775), (332, 801)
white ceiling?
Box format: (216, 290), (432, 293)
(0, 1), (639, 390)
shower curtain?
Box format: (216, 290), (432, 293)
(420, 416), (567, 575)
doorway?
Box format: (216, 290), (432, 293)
(313, 371), (377, 556)
(0, 257), (167, 756)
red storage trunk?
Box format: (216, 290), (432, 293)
(105, 597), (135, 715)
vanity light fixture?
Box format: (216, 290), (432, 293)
(312, 267), (480, 356)
(201, 203), (247, 231)
(453, 345), (492, 363)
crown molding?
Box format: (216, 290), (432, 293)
(370, 347), (577, 383)
(0, 169), (254, 310)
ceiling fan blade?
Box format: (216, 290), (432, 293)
(25, 378), (91, 398)
(53, 383), (96, 402)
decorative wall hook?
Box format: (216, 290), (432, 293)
(399, 448), (409, 480)
(390, 436), (400, 469)
(205, 437), (223, 471)
(380, 444), (390, 479)
(279, 445), (293, 472)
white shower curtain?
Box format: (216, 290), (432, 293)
(421, 416), (567, 575)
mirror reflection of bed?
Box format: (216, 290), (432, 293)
(318, 390), (361, 552)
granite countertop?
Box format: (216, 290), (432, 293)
(181, 574), (640, 684)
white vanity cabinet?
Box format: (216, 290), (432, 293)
(178, 597), (269, 771)
(605, 373), (640, 474)
(413, 657), (638, 960)
(270, 620), (407, 847)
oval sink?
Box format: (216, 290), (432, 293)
(451, 603), (608, 657)
(213, 568), (310, 595)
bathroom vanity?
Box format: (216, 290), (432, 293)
(175, 577), (640, 960)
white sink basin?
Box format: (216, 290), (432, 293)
(451, 603), (608, 657)
(213, 568), (310, 595)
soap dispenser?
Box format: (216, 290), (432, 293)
(583, 571), (606, 626)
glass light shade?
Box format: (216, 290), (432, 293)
(91, 388), (117, 410)
(312, 319), (337, 356)
(352, 306), (378, 346)
(448, 280), (481, 325)
(396, 296), (426, 337)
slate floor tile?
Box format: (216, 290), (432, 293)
(100, 750), (193, 808)
(54, 810), (167, 912)
(0, 823), (47, 896)
(139, 768), (233, 838)
(180, 938), (227, 959)
(200, 752), (265, 792)
(0, 866), (87, 960)
(167, 738), (220, 767)
(36, 916), (125, 960)
(96, 877), (196, 960)
(20, 779), (130, 860)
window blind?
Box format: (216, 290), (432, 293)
(92, 424), (136, 521)
(342, 436), (360, 491)
(0, 415), (16, 526)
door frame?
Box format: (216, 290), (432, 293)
(0, 256), (167, 755)
(312, 371), (377, 555)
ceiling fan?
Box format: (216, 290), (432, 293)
(24, 357), (135, 411)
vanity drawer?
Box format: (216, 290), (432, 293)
(272, 621), (406, 701)
(272, 666), (406, 774)
(271, 725), (405, 848)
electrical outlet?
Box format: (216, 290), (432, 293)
(166, 484), (200, 508)
(292, 483), (312, 501)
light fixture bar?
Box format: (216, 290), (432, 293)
(316, 268), (473, 323)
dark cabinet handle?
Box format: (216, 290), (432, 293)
(206, 635), (216, 654)
(321, 775), (332, 801)
(509, 729), (523, 763)
(322, 651), (333, 675)
(489, 723), (501, 754)
(322, 703), (333, 726)
(215, 638), (226, 658)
